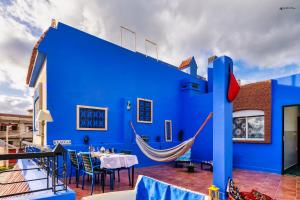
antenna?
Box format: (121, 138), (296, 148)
(145, 38), (158, 61)
(120, 26), (136, 51)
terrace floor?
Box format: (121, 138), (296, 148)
(70, 164), (300, 200)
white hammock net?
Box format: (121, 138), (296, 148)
(130, 112), (213, 162)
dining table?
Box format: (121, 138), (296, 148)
(90, 152), (139, 188)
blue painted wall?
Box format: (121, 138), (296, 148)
(36, 23), (209, 167)
(33, 22), (300, 174)
(233, 74), (300, 173)
(181, 92), (213, 162)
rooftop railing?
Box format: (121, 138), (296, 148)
(0, 141), (68, 198)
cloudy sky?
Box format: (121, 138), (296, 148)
(0, 0), (299, 114)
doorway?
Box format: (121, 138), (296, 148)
(283, 105), (300, 175)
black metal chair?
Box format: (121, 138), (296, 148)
(68, 150), (81, 188)
(80, 153), (114, 195)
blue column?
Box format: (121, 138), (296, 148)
(212, 56), (233, 199)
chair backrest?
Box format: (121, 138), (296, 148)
(120, 150), (132, 155)
(80, 153), (93, 173)
(175, 149), (191, 162)
(68, 150), (79, 168)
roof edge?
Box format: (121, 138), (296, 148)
(26, 20), (57, 85)
(178, 56), (194, 70)
(26, 29), (49, 85)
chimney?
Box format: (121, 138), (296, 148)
(207, 55), (218, 92)
(51, 19), (57, 28)
(208, 55), (218, 65)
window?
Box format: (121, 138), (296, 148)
(27, 126), (33, 132)
(137, 98), (153, 123)
(11, 125), (18, 131)
(165, 120), (172, 142)
(77, 105), (108, 131)
(192, 83), (199, 89)
(233, 110), (264, 141)
(34, 97), (40, 131)
(8, 141), (13, 145)
(0, 126), (6, 131)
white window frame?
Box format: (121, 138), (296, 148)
(76, 105), (108, 131)
(233, 110), (265, 141)
(165, 120), (172, 142)
(137, 98), (153, 123)
(33, 97), (40, 132)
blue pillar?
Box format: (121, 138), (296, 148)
(212, 56), (233, 199)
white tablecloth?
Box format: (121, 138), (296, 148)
(91, 153), (139, 169)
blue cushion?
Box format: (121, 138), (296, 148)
(136, 176), (206, 200)
(175, 149), (191, 162)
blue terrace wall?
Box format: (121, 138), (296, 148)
(233, 75), (300, 173)
(37, 23), (208, 167)
(181, 92), (213, 162)
(272, 75), (300, 173)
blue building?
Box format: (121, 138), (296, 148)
(26, 22), (210, 168)
(26, 21), (300, 177)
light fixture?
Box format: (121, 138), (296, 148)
(126, 100), (131, 110)
(37, 109), (53, 146)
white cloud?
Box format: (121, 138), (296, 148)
(0, 94), (31, 114)
(0, 0), (299, 114)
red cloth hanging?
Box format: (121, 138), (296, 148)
(227, 66), (240, 102)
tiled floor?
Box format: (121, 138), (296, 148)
(69, 164), (300, 200)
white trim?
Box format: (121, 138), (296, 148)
(233, 138), (265, 141)
(164, 120), (172, 142)
(233, 110), (264, 118)
(137, 98), (153, 123)
(233, 114), (265, 141)
(76, 105), (108, 131)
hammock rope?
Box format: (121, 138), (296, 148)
(130, 112), (213, 162)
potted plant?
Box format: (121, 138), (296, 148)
(178, 130), (184, 142)
(187, 162), (195, 173)
(156, 136), (161, 149)
(83, 135), (89, 145)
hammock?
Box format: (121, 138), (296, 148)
(130, 112), (213, 162)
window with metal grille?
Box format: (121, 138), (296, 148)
(137, 98), (153, 123)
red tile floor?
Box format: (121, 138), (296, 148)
(69, 164), (300, 200)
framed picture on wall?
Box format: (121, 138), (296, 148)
(165, 120), (172, 142)
(76, 105), (108, 131)
(137, 98), (153, 123)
